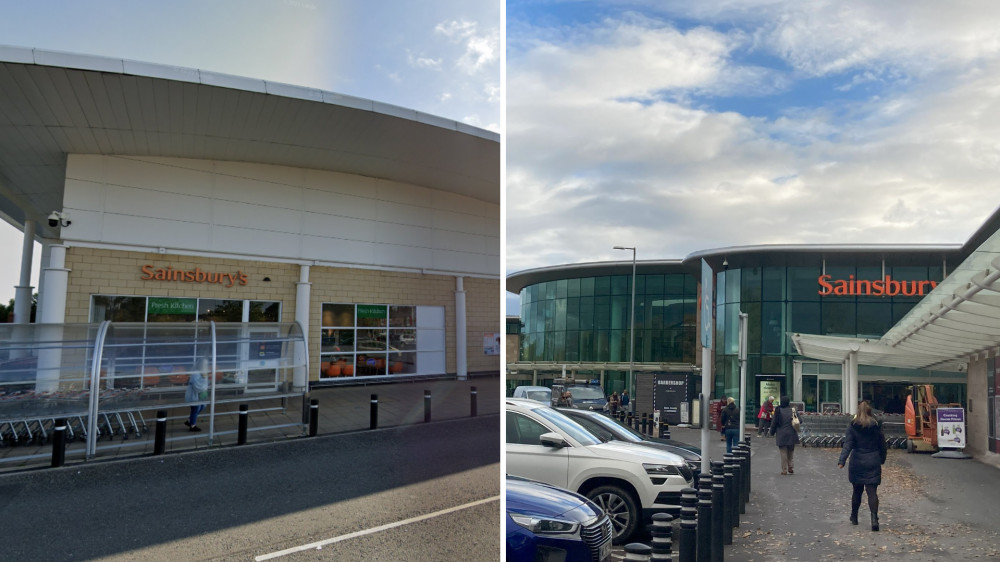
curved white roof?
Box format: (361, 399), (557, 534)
(0, 45), (499, 239)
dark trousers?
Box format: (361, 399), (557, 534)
(724, 428), (740, 454)
(852, 483), (879, 513)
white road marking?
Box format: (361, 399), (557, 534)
(254, 495), (500, 560)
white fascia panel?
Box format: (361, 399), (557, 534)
(377, 199), (432, 229)
(432, 249), (488, 275)
(60, 208), (104, 242)
(264, 81), (324, 102)
(321, 91), (373, 111)
(455, 121), (500, 142)
(302, 213), (376, 243)
(372, 101), (418, 121)
(376, 221), (433, 248)
(63, 178), (105, 212)
(376, 179), (435, 210)
(417, 306), (445, 329)
(106, 157), (214, 198)
(301, 188), (378, 222)
(213, 200), (301, 233)
(104, 184), (212, 224)
(33, 49), (124, 73)
(198, 70), (266, 93)
(122, 60), (201, 84)
(415, 111), (457, 131)
(100, 214), (212, 248)
(432, 229), (486, 254)
(211, 225), (300, 258)
(212, 174), (299, 210)
(372, 243), (433, 270)
(0, 45), (33, 63)
(301, 235), (375, 265)
(66, 154), (105, 183)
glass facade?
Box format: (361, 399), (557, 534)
(519, 273), (697, 365)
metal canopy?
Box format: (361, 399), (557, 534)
(792, 226), (1000, 372)
(0, 45), (500, 239)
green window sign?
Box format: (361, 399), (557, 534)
(147, 297), (197, 315)
(357, 304), (387, 319)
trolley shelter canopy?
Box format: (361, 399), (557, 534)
(792, 227), (1000, 372)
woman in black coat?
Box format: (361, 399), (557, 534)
(769, 395), (800, 475)
(838, 400), (888, 531)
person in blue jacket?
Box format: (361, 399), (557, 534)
(184, 358), (210, 432)
(838, 400), (888, 531)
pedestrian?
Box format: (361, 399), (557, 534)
(838, 400), (888, 531)
(184, 358), (210, 432)
(556, 390), (574, 408)
(718, 397), (728, 441)
(757, 396), (774, 436)
(620, 389), (630, 412)
(720, 397), (740, 454)
(769, 395), (800, 475)
(609, 391), (620, 415)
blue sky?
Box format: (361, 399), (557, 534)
(0, 0), (500, 303)
(506, 0), (1000, 312)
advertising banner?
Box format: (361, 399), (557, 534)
(483, 333), (500, 356)
(936, 407), (966, 449)
(653, 373), (693, 425)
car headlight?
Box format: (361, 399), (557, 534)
(643, 463), (681, 476)
(509, 513), (580, 535)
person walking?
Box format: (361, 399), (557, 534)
(608, 391), (620, 415)
(720, 397), (740, 454)
(838, 400), (888, 531)
(757, 396), (774, 436)
(184, 358), (210, 432)
(620, 389), (630, 412)
(770, 395), (800, 475)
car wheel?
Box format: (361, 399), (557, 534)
(586, 484), (640, 544)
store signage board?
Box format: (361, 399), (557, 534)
(817, 275), (937, 296)
(652, 372), (693, 426)
(357, 304), (387, 319)
(147, 297), (196, 315)
(936, 407), (966, 449)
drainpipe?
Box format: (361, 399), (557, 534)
(294, 265), (311, 392)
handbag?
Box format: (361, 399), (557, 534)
(791, 408), (801, 432)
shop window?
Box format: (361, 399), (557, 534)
(389, 305), (415, 327)
(611, 275), (629, 295)
(91, 295), (146, 322)
(580, 277), (595, 297)
(645, 274), (665, 295)
(664, 274), (686, 295)
(787, 266), (821, 301)
(555, 279), (568, 299)
(567, 277), (581, 298)
(198, 299), (243, 322)
(594, 276), (611, 296)
(822, 302), (857, 336)
(761, 267), (785, 301)
(741, 268), (762, 303)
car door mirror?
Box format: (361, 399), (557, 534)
(539, 432), (569, 448)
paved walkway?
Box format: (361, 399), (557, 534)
(0, 375), (500, 474)
(666, 426), (1000, 561)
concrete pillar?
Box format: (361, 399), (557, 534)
(36, 245), (70, 392)
(455, 276), (467, 380)
(848, 350), (859, 415)
(792, 360), (803, 403)
(293, 264), (311, 391)
(13, 219), (35, 324)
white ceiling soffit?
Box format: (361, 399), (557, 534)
(793, 226), (1000, 373)
(0, 46), (500, 238)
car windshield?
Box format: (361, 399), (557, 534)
(525, 390), (550, 402)
(567, 386), (605, 400)
(532, 407), (602, 446)
(585, 414), (644, 441)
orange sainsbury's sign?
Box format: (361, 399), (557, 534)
(141, 265), (248, 288)
(817, 275), (937, 297)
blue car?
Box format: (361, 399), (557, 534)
(506, 475), (613, 562)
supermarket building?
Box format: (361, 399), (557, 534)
(0, 46), (500, 386)
(507, 207), (1000, 460)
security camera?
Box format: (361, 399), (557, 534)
(48, 211), (71, 228)
(722, 259), (729, 270)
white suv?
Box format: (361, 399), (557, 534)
(506, 398), (694, 543)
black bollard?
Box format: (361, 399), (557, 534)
(50, 418), (66, 468)
(697, 473), (713, 562)
(470, 386), (477, 417)
(641, 412), (648, 434)
(722, 454), (735, 545)
(154, 410), (167, 455)
(742, 438), (752, 502)
(627, 412), (634, 428)
(370, 394), (378, 429)
(730, 453), (742, 527)
(650, 513), (673, 562)
(424, 390), (432, 423)
(239, 404), (250, 444)
(711, 461), (725, 561)
(738, 444), (750, 507)
(678, 487), (698, 562)
(307, 400), (317, 438)
(624, 543), (653, 561)
(735, 446), (747, 515)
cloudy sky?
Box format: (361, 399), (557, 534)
(506, 0), (1000, 310)
(0, 0), (500, 303)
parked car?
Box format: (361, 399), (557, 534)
(551, 382), (607, 411)
(506, 398), (694, 543)
(556, 407), (703, 476)
(512, 385), (552, 404)
(506, 475), (613, 562)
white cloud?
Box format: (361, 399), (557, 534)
(435, 19), (499, 75)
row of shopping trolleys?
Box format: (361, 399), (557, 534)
(1, 410), (149, 447)
(797, 412), (909, 449)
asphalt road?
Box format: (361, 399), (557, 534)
(0, 415), (500, 561)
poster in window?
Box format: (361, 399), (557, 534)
(484, 333), (500, 356)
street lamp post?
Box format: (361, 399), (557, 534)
(613, 246), (636, 402)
